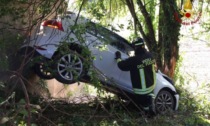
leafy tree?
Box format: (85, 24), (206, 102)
(0, 0), (67, 125)
(76, 0), (181, 78)
(0, 0), (67, 71)
(0, 0), (210, 125)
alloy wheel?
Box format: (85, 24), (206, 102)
(57, 53), (83, 81)
(155, 90), (175, 114)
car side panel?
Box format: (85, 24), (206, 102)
(113, 53), (133, 92)
(154, 71), (177, 95)
(89, 41), (121, 82)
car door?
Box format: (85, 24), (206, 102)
(91, 26), (134, 92)
(86, 23), (121, 83)
(117, 58), (133, 93)
(92, 44), (121, 81)
(109, 38), (134, 93)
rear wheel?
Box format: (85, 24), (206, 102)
(155, 90), (175, 114)
(53, 44), (91, 84)
(34, 62), (54, 79)
(53, 49), (87, 84)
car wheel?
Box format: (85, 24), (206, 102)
(54, 52), (84, 84)
(155, 90), (175, 114)
(34, 63), (54, 79)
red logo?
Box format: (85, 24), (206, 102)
(174, 0), (202, 25)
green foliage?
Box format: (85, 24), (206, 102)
(173, 55), (210, 126)
(136, 0), (159, 36)
(174, 55), (184, 85)
(0, 0), (67, 72)
(0, 33), (23, 71)
(81, 0), (127, 22)
(0, 1), (68, 124)
(1, 0), (210, 125)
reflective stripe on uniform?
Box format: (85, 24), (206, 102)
(148, 93), (156, 99)
(135, 68), (155, 95)
(133, 84), (155, 95)
(139, 69), (146, 90)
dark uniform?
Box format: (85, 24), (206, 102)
(115, 38), (156, 114)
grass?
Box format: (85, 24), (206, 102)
(1, 85), (210, 126)
(1, 58), (210, 126)
(23, 93), (210, 126)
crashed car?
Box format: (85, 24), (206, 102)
(21, 11), (179, 113)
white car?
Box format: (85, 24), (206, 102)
(21, 11), (179, 113)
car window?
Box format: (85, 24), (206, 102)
(86, 22), (133, 54)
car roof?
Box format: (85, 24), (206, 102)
(64, 11), (133, 48)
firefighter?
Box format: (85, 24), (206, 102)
(115, 37), (156, 115)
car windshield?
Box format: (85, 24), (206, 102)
(86, 22), (133, 53)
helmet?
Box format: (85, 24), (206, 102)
(132, 37), (144, 47)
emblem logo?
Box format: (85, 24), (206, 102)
(174, 0), (202, 25)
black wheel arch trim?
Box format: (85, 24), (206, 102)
(52, 43), (85, 58)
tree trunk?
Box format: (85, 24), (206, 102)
(158, 0), (180, 78)
(133, 0), (181, 78)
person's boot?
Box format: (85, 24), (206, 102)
(148, 94), (156, 116)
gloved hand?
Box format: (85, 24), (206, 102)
(115, 51), (121, 59)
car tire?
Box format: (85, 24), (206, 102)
(155, 90), (175, 114)
(53, 48), (88, 84)
(34, 63), (54, 80)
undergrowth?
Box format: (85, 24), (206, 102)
(0, 56), (210, 126)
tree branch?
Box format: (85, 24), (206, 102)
(125, 0), (147, 40)
(136, 0), (156, 50)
